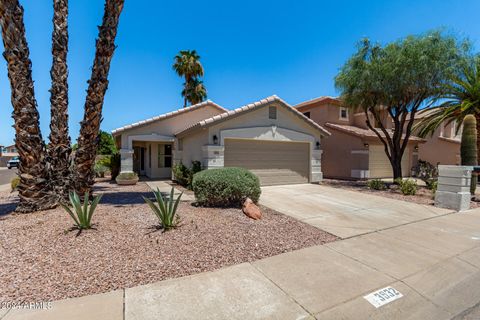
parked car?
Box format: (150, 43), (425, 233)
(7, 156), (19, 169)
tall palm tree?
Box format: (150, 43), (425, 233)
(416, 55), (480, 159)
(0, 0), (55, 212)
(47, 0), (71, 200)
(173, 50), (204, 107)
(73, 0), (125, 195)
(182, 78), (207, 105)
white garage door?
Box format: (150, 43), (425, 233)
(224, 139), (310, 186)
(369, 145), (410, 178)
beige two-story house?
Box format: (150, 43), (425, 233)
(295, 96), (461, 180)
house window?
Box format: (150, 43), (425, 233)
(157, 144), (172, 168)
(269, 106), (277, 119)
(303, 112), (311, 118)
(339, 107), (348, 120)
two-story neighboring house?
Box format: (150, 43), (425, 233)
(0, 144), (19, 167)
(413, 111), (461, 166)
(295, 97), (424, 179)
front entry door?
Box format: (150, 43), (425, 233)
(133, 147), (146, 175)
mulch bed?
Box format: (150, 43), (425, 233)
(322, 179), (480, 208)
(0, 181), (337, 303)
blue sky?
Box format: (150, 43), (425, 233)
(0, 0), (479, 146)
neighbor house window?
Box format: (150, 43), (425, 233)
(269, 106), (277, 119)
(157, 144), (172, 168)
(303, 112), (311, 118)
(339, 107), (348, 120)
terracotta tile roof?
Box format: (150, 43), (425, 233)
(294, 96), (342, 110)
(111, 100), (227, 135)
(325, 123), (425, 142)
(175, 95), (331, 137)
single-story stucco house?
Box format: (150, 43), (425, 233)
(112, 95), (330, 186)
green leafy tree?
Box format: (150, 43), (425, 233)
(173, 50), (205, 107)
(335, 31), (466, 179)
(416, 55), (480, 159)
(97, 130), (117, 155)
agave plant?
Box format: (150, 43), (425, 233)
(61, 191), (102, 230)
(143, 187), (182, 231)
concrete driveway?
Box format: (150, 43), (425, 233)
(260, 184), (453, 238)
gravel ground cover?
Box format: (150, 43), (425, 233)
(322, 178), (480, 208)
(0, 180), (337, 302)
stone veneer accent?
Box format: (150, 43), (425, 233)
(434, 165), (472, 211)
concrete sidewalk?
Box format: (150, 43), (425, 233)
(3, 208), (479, 320)
(145, 180), (195, 201)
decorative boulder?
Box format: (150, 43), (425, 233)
(242, 198), (262, 220)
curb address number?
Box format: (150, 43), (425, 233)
(364, 286), (403, 308)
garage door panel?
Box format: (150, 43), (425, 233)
(224, 139), (309, 186)
(369, 145), (410, 178)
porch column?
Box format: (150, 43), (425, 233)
(311, 149), (323, 182)
(202, 145), (224, 169)
(120, 148), (134, 173)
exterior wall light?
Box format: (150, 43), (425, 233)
(213, 135), (218, 145)
(316, 141), (320, 149)
(364, 143), (369, 148)
(414, 145), (419, 151)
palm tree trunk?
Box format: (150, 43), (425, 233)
(73, 0), (124, 194)
(48, 0), (71, 200)
(0, 0), (55, 212)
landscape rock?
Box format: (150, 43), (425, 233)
(242, 198), (262, 220)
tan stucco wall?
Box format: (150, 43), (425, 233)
(117, 104), (224, 149)
(322, 129), (367, 179)
(417, 126), (460, 165)
(207, 103), (323, 145)
(179, 130), (209, 166)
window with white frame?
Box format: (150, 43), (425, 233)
(157, 144), (172, 168)
(339, 107), (348, 120)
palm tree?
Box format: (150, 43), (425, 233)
(416, 55), (480, 159)
(73, 0), (125, 195)
(182, 78), (207, 105)
(0, 0), (55, 212)
(47, 0), (71, 200)
(173, 50), (204, 107)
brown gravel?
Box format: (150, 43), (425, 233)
(0, 181), (337, 302)
(322, 179), (480, 208)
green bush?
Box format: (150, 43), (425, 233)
(366, 179), (386, 190)
(428, 180), (438, 194)
(143, 187), (182, 231)
(172, 161), (202, 189)
(192, 167), (261, 207)
(10, 177), (20, 191)
(109, 153), (121, 180)
(398, 179), (417, 195)
(116, 172), (138, 180)
(94, 163), (109, 178)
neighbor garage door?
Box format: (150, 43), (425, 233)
(224, 139), (310, 186)
(369, 145), (410, 178)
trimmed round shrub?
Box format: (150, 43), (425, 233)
(366, 179), (386, 190)
(398, 179), (417, 196)
(192, 167), (261, 207)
